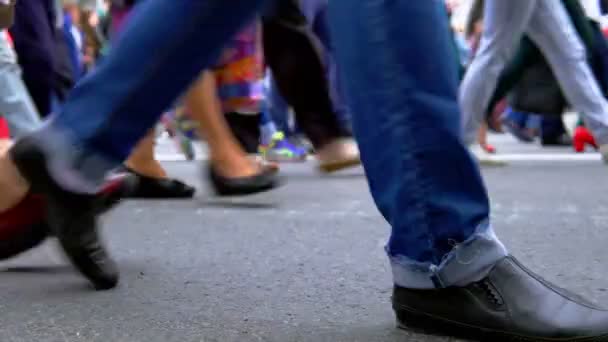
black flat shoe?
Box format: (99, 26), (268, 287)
(208, 164), (282, 196)
(122, 167), (195, 199)
(393, 256), (608, 341)
(0, 173), (136, 261)
(10, 137), (119, 290)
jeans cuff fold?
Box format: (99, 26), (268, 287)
(390, 223), (508, 289)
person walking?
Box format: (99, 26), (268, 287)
(4, 1), (608, 340)
(460, 0), (608, 164)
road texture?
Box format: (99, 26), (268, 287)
(1, 135), (608, 342)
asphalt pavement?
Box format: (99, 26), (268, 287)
(1, 134), (608, 342)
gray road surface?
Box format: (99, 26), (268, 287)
(1, 137), (607, 342)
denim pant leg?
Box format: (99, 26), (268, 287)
(328, 0), (507, 289)
(28, 0), (267, 192)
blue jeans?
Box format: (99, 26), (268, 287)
(30, 0), (507, 288)
(329, 0), (506, 288)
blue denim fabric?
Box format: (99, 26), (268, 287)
(28, 0), (507, 288)
(328, 0), (507, 288)
(31, 0), (265, 191)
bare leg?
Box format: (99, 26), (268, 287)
(124, 130), (168, 179)
(477, 123), (496, 153)
(185, 71), (274, 178)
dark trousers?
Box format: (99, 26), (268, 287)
(9, 0), (74, 117)
(10, 0), (56, 117)
(262, 0), (351, 149)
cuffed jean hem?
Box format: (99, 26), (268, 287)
(26, 121), (118, 194)
(390, 223), (508, 289)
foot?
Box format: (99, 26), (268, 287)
(211, 148), (275, 179)
(469, 145), (507, 167)
(316, 138), (361, 173)
(208, 162), (282, 197)
(480, 143), (496, 154)
(259, 132), (308, 162)
(393, 256), (608, 341)
(573, 126), (599, 153)
(9, 137), (119, 290)
(0, 174), (135, 261)
(121, 167), (196, 199)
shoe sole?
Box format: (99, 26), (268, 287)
(213, 176), (284, 197)
(318, 158), (361, 173)
(395, 305), (608, 342)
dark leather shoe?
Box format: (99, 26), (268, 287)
(0, 174), (136, 261)
(393, 256), (608, 341)
(9, 137), (119, 290)
(208, 164), (282, 196)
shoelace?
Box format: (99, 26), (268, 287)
(475, 279), (504, 306)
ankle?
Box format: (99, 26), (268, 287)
(210, 156), (259, 178)
(124, 160), (168, 179)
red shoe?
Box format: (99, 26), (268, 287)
(481, 143), (497, 154)
(573, 126), (598, 153)
(0, 174), (135, 261)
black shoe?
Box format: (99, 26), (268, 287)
(0, 173), (136, 262)
(393, 256), (608, 341)
(120, 167), (196, 199)
(9, 137), (119, 290)
(208, 164), (282, 196)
